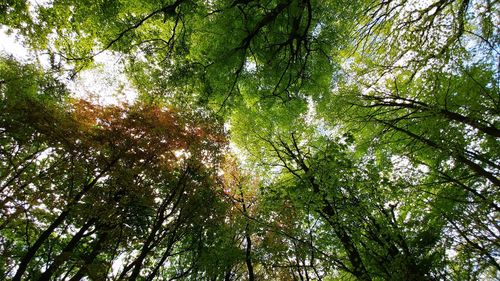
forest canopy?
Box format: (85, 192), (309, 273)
(0, 0), (498, 280)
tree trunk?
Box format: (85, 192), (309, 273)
(37, 218), (96, 281)
(68, 232), (108, 281)
(13, 161), (115, 281)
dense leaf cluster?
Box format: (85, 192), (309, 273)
(1, 0), (498, 280)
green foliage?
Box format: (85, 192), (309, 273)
(1, 0), (499, 280)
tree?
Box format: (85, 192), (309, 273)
(0, 57), (229, 280)
(1, 0), (499, 279)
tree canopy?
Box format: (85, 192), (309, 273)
(0, 0), (498, 280)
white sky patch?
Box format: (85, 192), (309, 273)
(66, 51), (138, 106)
(0, 26), (30, 60)
(303, 97), (340, 139)
(111, 252), (128, 277)
(0, 27), (137, 106)
(390, 155), (429, 183)
(312, 23), (323, 38)
(244, 59), (257, 73)
(27, 0), (54, 23)
(27, 0), (52, 8)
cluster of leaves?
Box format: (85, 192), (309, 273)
(1, 57), (231, 280)
(1, 0), (499, 280)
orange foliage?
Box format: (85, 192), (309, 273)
(65, 99), (227, 170)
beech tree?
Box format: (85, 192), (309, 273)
(1, 0), (498, 280)
(1, 57), (228, 280)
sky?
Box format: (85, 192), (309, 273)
(0, 26), (30, 59)
(0, 25), (138, 106)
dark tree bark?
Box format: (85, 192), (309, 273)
(37, 218), (96, 281)
(68, 232), (109, 281)
(13, 161), (116, 281)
